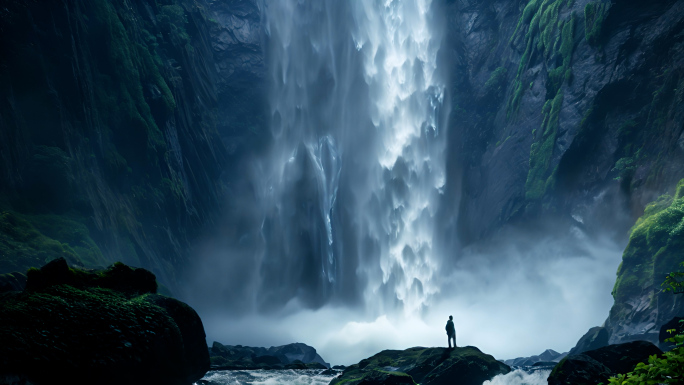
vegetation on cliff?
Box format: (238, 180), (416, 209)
(506, 0), (578, 202)
(612, 179), (684, 303)
(0, 0), (227, 288)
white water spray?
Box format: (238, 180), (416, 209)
(348, 0), (445, 316)
(257, 0), (446, 315)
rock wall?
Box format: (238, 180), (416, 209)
(443, 0), (684, 242)
(0, 0), (231, 289)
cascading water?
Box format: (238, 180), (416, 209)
(258, 0), (446, 315)
(193, 0), (625, 367)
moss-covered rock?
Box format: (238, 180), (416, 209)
(330, 346), (509, 385)
(0, 259), (209, 385)
(606, 179), (684, 343)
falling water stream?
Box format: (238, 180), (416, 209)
(258, 0), (446, 316)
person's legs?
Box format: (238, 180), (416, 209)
(447, 335), (452, 348)
(448, 335), (456, 348)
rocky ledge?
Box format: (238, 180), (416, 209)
(209, 341), (329, 370)
(330, 346), (509, 385)
(0, 258), (209, 385)
(548, 341), (662, 385)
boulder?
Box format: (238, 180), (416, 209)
(567, 326), (609, 356)
(0, 259), (209, 385)
(548, 354), (612, 385)
(331, 346), (509, 385)
(208, 341), (330, 369)
(548, 341), (662, 385)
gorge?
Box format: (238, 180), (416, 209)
(1, 0), (684, 376)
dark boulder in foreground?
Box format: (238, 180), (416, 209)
(0, 258), (209, 385)
(330, 346), (509, 385)
(548, 341), (662, 385)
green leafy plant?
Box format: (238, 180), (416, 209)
(663, 262), (684, 294)
(606, 265), (684, 384)
(607, 332), (684, 384)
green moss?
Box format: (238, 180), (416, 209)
(525, 91), (563, 200)
(0, 280), (195, 383)
(0, 210), (107, 274)
(521, 14), (576, 201)
(158, 5), (191, 47)
(546, 17), (576, 96)
(549, 357), (568, 379)
(612, 183), (684, 302)
(507, 0), (575, 117)
(91, 0), (170, 165)
(485, 67), (508, 93)
(676, 180), (684, 199)
(584, 1), (610, 46)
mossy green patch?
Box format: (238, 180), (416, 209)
(485, 67), (508, 94)
(507, 0), (574, 117)
(516, 11), (576, 201)
(525, 91), (563, 200)
(612, 181), (684, 302)
(584, 1), (610, 46)
(0, 210), (107, 274)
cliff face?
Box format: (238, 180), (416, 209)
(444, 0), (684, 242)
(443, 0), (684, 348)
(206, 0), (266, 153)
(0, 0), (228, 288)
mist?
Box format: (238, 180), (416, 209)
(187, 220), (622, 365)
(175, 0), (631, 367)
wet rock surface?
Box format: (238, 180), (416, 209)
(330, 346), (509, 385)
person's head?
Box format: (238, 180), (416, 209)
(449, 315), (453, 320)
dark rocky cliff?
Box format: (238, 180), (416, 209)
(0, 0), (232, 289)
(1, 0), (682, 352)
(442, 0), (684, 351)
(443, 0), (684, 242)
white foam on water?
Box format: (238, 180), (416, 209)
(482, 369), (551, 385)
(199, 369), (338, 385)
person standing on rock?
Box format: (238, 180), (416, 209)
(445, 315), (456, 349)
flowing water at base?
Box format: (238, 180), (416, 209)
(197, 368), (550, 385)
(197, 369), (338, 385)
(483, 369), (551, 385)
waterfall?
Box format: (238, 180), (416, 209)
(257, 0), (445, 315)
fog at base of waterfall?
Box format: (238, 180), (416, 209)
(199, 227), (621, 365)
(187, 0), (623, 368)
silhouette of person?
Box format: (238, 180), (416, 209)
(445, 315), (456, 349)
